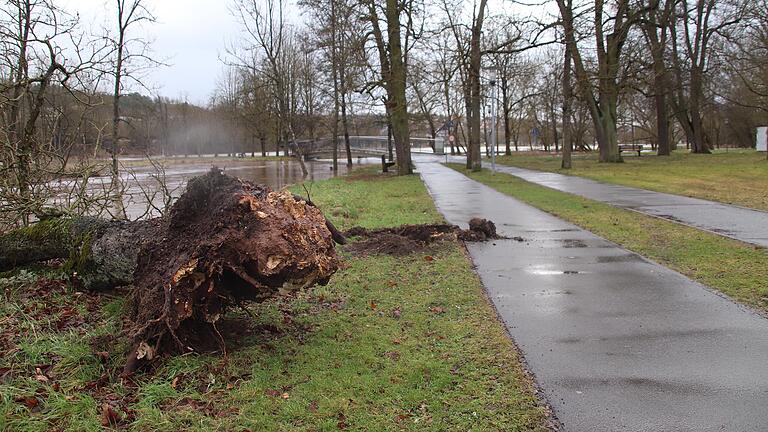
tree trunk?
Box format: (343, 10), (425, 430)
(330, 1), (340, 173)
(654, 76), (671, 156)
(385, 0), (412, 175)
(467, 0), (488, 172)
(0, 217), (161, 290)
(260, 136), (267, 157)
(562, 41), (574, 169)
(502, 74), (512, 155)
(340, 88), (353, 167)
(689, 72), (710, 154)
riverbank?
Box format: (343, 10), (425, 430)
(0, 168), (550, 431)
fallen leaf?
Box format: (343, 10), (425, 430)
(34, 374), (48, 383)
(424, 255), (434, 262)
(391, 307), (401, 319)
(265, 389), (281, 397)
(15, 396), (38, 409)
(308, 400), (319, 412)
(369, 301), (377, 310)
(34, 367), (49, 383)
(429, 306), (445, 314)
(281, 392), (290, 399)
(171, 376), (180, 389)
(100, 403), (119, 427)
(135, 341), (155, 360)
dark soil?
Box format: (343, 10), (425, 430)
(344, 218), (506, 256)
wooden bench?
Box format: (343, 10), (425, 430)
(381, 155), (396, 172)
(618, 144), (644, 156)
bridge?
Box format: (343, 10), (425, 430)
(296, 136), (444, 160)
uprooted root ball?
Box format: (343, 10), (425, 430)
(123, 169), (341, 375)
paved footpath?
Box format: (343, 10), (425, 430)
(486, 164), (768, 248)
(416, 157), (768, 431)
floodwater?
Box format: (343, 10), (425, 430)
(50, 158), (373, 220)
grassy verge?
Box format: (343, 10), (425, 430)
(447, 164), (768, 314)
(494, 150), (768, 211)
(0, 168), (549, 431)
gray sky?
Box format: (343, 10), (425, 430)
(59, 0), (545, 105)
(63, 0), (246, 105)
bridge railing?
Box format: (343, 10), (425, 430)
(298, 136), (441, 157)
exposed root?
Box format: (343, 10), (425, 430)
(121, 169), (341, 376)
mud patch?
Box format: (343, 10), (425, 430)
(597, 254), (642, 263)
(654, 214), (685, 224)
(559, 239), (589, 248)
(344, 218), (507, 256)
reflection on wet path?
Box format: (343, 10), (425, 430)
(415, 155), (768, 432)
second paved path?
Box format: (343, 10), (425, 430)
(486, 163), (768, 248)
(417, 157), (768, 431)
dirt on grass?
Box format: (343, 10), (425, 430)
(343, 218), (508, 256)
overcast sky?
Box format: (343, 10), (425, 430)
(59, 0), (543, 106)
(62, 0), (253, 105)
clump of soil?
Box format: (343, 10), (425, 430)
(123, 168), (341, 375)
(344, 218), (505, 256)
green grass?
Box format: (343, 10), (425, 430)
(446, 164), (768, 314)
(494, 150), (768, 211)
(0, 167), (549, 431)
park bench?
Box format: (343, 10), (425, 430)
(618, 144), (644, 156)
(381, 155), (396, 172)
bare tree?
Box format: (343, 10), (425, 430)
(556, 0), (648, 162)
(640, 0), (677, 155)
(0, 0), (110, 227)
(108, 0), (158, 218)
(561, 0), (575, 169)
(233, 0), (309, 175)
(362, 0), (417, 175)
(668, 0), (746, 153)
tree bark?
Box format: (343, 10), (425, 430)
(562, 38), (574, 169)
(467, 0), (488, 172)
(385, 0), (413, 175)
(502, 73), (512, 155)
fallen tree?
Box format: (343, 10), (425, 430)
(0, 176), (345, 292)
(0, 169), (344, 374)
(0, 217), (163, 290)
(122, 169), (342, 374)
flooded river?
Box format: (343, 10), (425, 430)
(51, 157), (373, 220)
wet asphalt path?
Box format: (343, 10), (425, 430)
(488, 164), (768, 248)
(416, 158), (768, 431)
